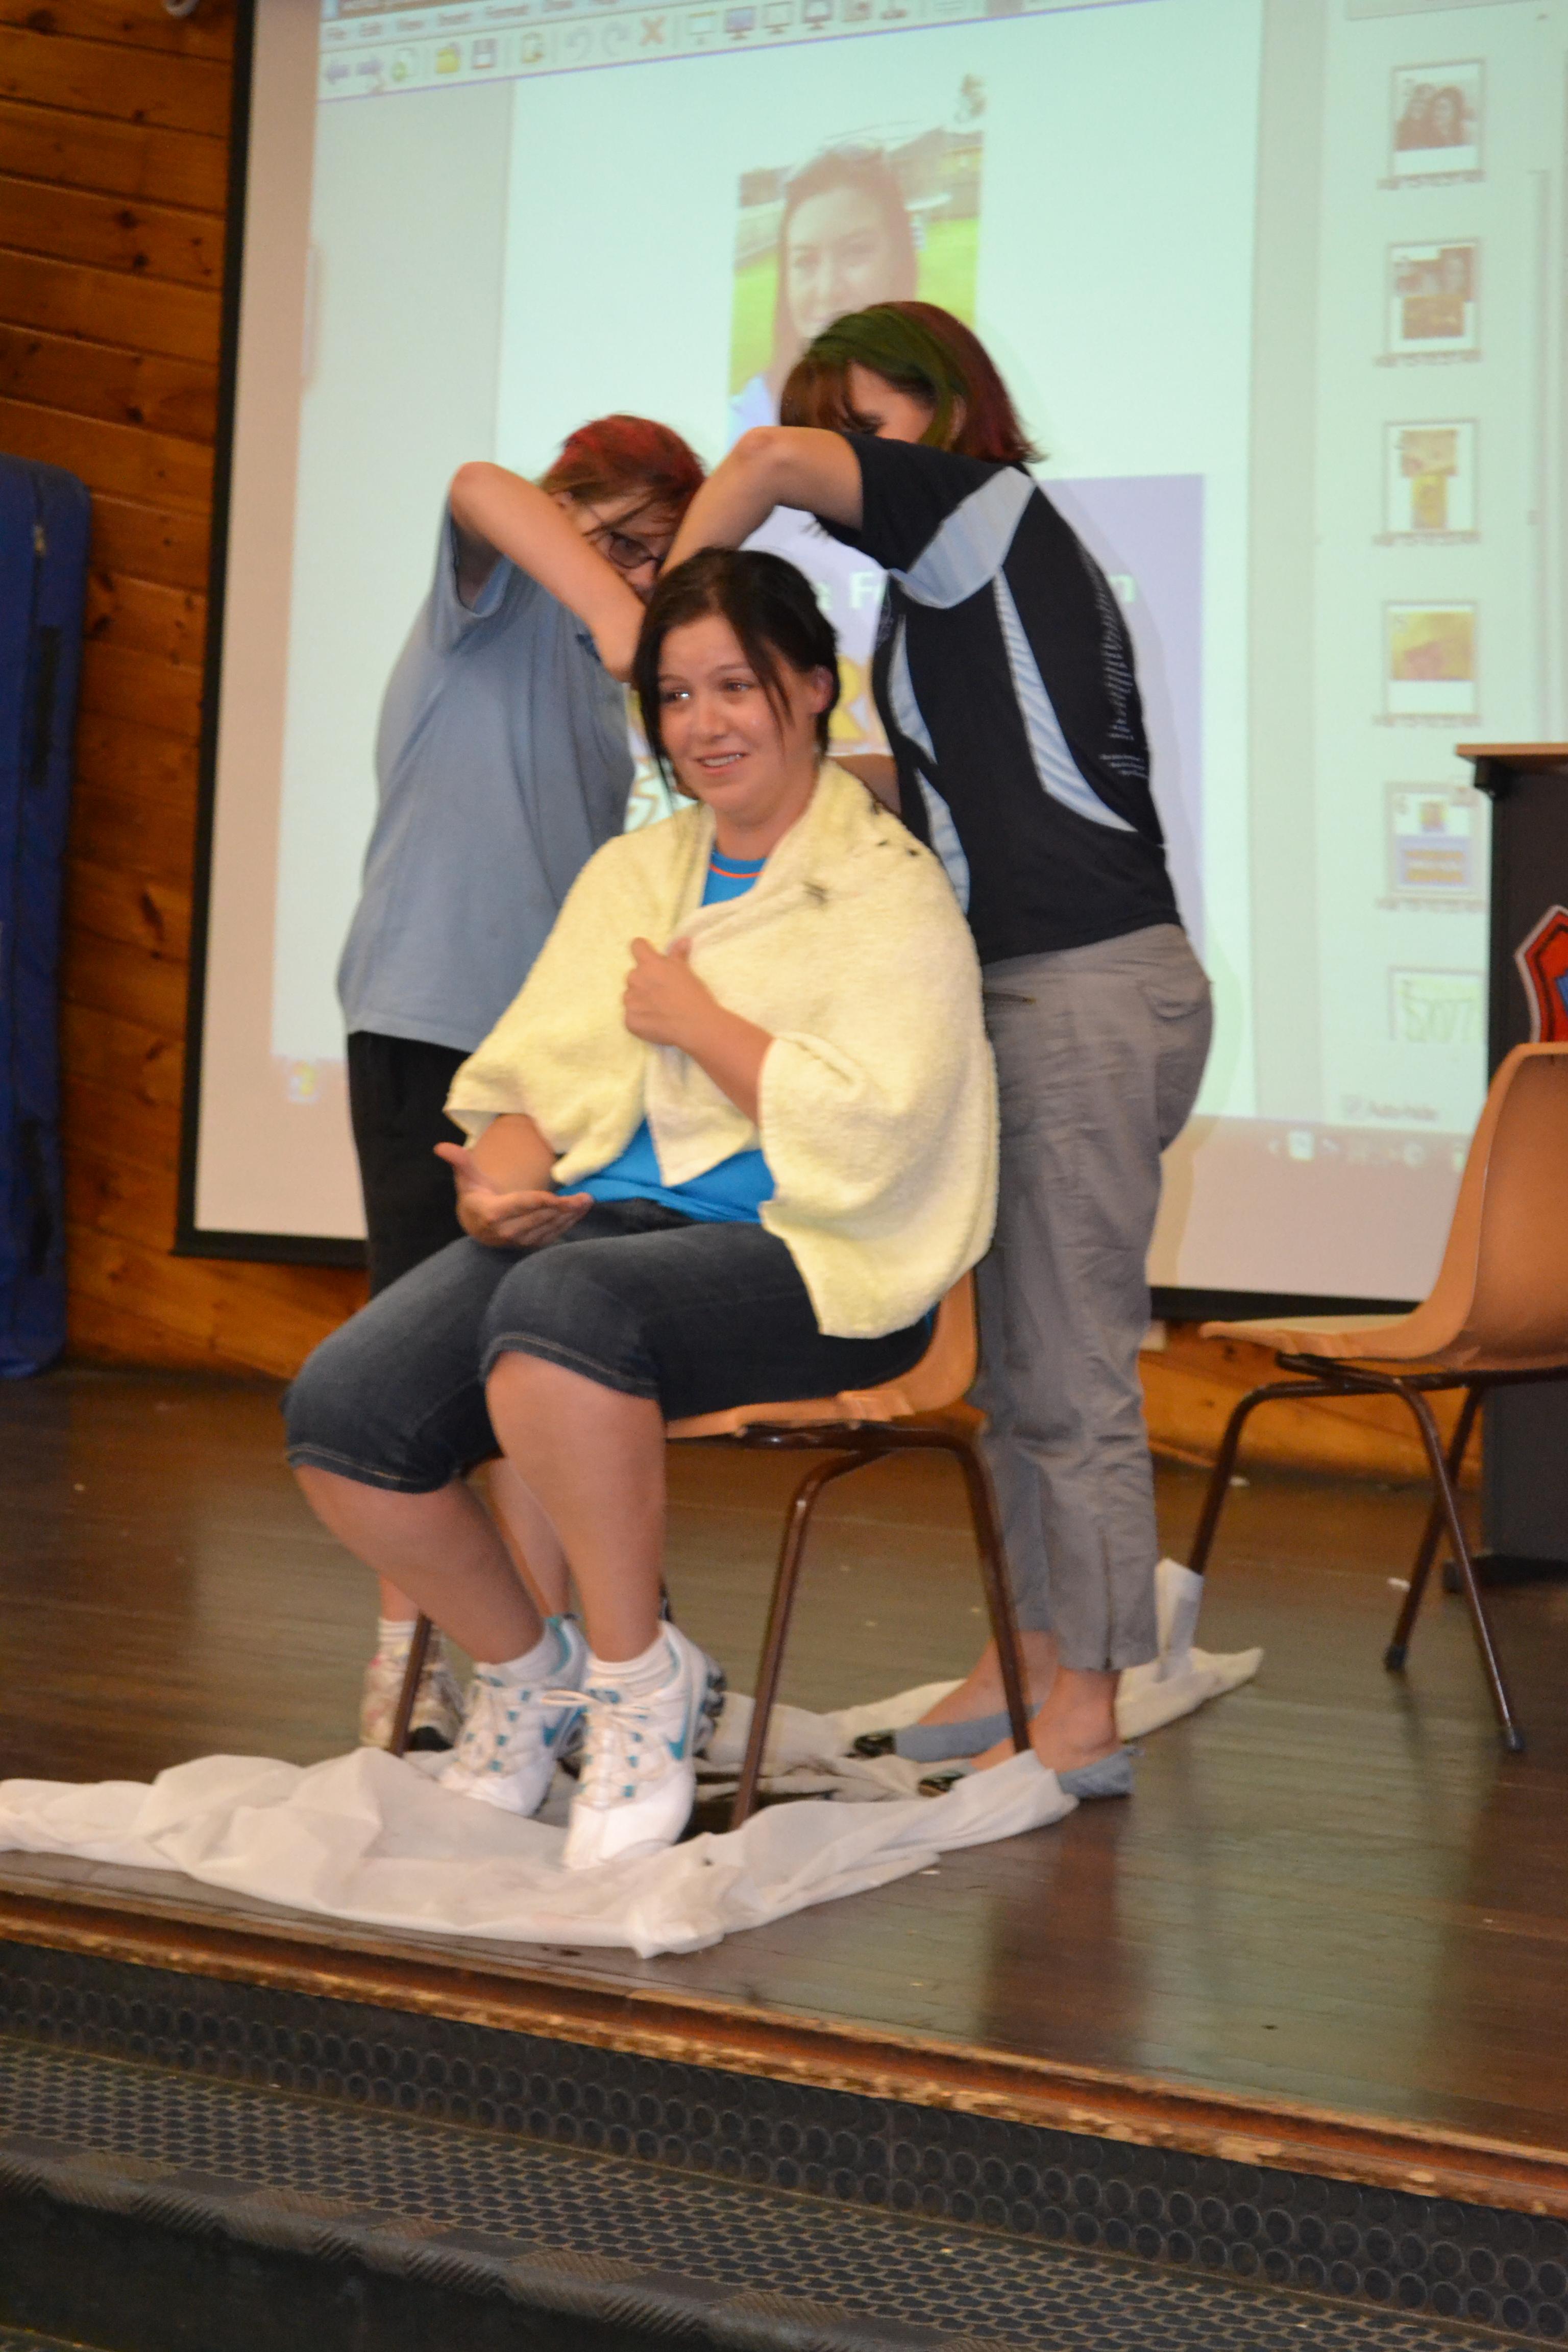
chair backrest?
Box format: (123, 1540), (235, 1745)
(1420, 1044), (1568, 1364)
(666, 1273), (978, 1440)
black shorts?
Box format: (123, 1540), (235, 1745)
(283, 1202), (928, 1492)
(346, 1030), (469, 1296)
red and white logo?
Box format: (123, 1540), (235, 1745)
(1514, 905), (1568, 1041)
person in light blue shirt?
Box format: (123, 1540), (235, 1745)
(339, 415), (705, 1753)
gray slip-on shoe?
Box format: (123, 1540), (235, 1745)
(853, 1704), (1040, 1764)
(1057, 1746), (1137, 1800)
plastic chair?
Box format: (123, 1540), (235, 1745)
(1187, 1043), (1568, 1753)
(389, 1275), (1032, 1824)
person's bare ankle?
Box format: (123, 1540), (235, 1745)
(919, 1631), (1056, 1726)
(969, 1666), (1117, 1775)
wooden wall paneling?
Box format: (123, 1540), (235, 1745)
(60, 1000), (183, 1113)
(67, 855), (192, 966)
(0, 96), (229, 206)
(78, 638), (203, 737)
(0, 395), (212, 508)
(67, 1227), (361, 1378)
(66, 1133), (187, 1253)
(62, 924), (190, 1039)
(0, 0), (237, 67)
(72, 716), (197, 816)
(63, 1073), (182, 1184)
(0, 0), (374, 1386)
(70, 775), (200, 885)
(0, 323), (219, 439)
(0, 27), (231, 133)
(65, 1288), (255, 1369)
(0, 247), (223, 363)
(84, 572), (206, 667)
(86, 494), (211, 592)
(0, 174), (224, 284)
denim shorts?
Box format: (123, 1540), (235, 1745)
(283, 1199), (929, 1494)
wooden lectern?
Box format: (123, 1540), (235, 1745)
(1463, 743), (1568, 1577)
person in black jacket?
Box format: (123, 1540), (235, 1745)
(667, 302), (1212, 1791)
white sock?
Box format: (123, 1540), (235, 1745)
(376, 1615), (417, 1659)
(586, 1631), (669, 1698)
(482, 1626), (560, 1686)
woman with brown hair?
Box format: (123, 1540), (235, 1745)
(729, 146), (919, 440)
(288, 548), (996, 1870)
(668, 302), (1212, 1794)
(339, 414), (705, 1751)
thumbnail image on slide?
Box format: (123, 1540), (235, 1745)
(727, 85), (985, 439)
(1387, 242), (1479, 357)
(1386, 784), (1483, 902)
(1390, 61), (1482, 179)
(1384, 421), (1477, 536)
(1388, 967), (1484, 1049)
(1385, 604), (1478, 719)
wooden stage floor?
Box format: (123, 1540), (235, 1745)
(3, 1364), (1567, 2215)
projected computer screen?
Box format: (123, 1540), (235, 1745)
(190, 0), (1566, 1298)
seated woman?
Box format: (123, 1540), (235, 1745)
(285, 549), (997, 1871)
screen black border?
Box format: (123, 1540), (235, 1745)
(175, 0), (368, 1271)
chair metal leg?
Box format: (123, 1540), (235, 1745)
(388, 1612), (432, 1759)
(731, 1452), (867, 1829)
(1392, 1381), (1524, 1753)
(1386, 1383), (1482, 1670)
(1186, 1378), (1341, 1576)
(943, 1433), (1030, 1755)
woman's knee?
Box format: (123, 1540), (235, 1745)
(283, 1323), (371, 1467)
(479, 1241), (655, 1396)
(284, 1315), (472, 1493)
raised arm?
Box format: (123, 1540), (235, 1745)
(666, 429), (863, 568)
(448, 462), (645, 678)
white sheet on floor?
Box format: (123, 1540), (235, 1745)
(0, 1561), (1261, 1957)
(699, 1560), (1264, 1798)
(0, 1747), (1071, 1959)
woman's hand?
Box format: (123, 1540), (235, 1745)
(622, 938), (773, 1123)
(434, 1142), (592, 1250)
(622, 937), (717, 1051)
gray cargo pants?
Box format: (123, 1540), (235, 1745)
(971, 923), (1213, 1672)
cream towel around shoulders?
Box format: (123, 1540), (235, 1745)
(447, 761), (997, 1340)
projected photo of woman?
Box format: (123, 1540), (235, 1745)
(726, 103), (984, 758)
(729, 147), (919, 441)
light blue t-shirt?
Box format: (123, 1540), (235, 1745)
(580, 851), (774, 1223)
(337, 510), (633, 1054)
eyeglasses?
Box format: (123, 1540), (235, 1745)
(581, 503), (665, 576)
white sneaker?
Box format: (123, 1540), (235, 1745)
(437, 1616), (588, 1817)
(561, 1625), (725, 1872)
(359, 1634), (464, 1752)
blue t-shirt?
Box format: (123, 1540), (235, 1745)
(580, 851), (774, 1223)
(337, 509), (633, 1054)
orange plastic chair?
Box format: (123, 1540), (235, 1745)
(1188, 1043), (1568, 1752)
(390, 1274), (1032, 1824)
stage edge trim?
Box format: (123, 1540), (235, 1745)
(0, 1881), (1563, 2226)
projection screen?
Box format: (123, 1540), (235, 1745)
(183, 0), (1567, 1302)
